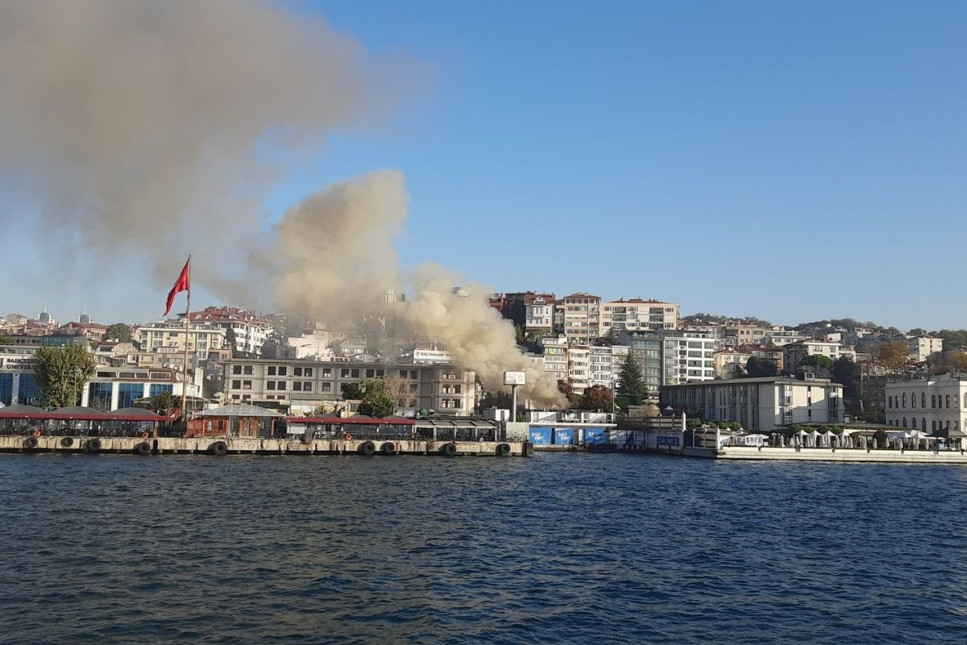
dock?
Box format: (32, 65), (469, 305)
(0, 435), (531, 457)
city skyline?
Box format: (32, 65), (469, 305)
(2, 1), (965, 330)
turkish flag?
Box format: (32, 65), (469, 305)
(164, 257), (191, 316)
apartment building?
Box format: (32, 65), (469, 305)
(885, 374), (967, 434)
(525, 294), (556, 335)
(714, 349), (751, 379)
(186, 307), (271, 356)
(601, 299), (679, 334)
(540, 336), (569, 383)
(723, 324), (769, 348)
(907, 336), (943, 363)
(589, 344), (629, 389)
(222, 358), (477, 416)
(621, 330), (716, 394)
(783, 341), (857, 375)
(557, 293), (602, 345)
(567, 346), (590, 394)
(662, 377), (845, 433)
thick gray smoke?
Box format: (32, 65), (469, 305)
(0, 0), (564, 407)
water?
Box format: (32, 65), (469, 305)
(1, 452), (966, 644)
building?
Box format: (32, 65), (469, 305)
(556, 293), (602, 345)
(662, 377), (845, 433)
(186, 307), (271, 356)
(621, 330), (716, 395)
(525, 294), (556, 335)
(81, 365), (200, 410)
(783, 341), (857, 375)
(588, 344), (628, 390)
(135, 321), (228, 367)
(723, 324), (769, 348)
(885, 374), (967, 434)
(601, 299), (679, 334)
(714, 348), (751, 379)
(907, 336), (943, 363)
(540, 336), (569, 384)
(0, 346), (41, 405)
(222, 358), (477, 416)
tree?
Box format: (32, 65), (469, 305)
(745, 357), (778, 377)
(617, 354), (647, 400)
(341, 382), (364, 400)
(383, 375), (418, 410)
(831, 357), (860, 399)
(104, 323), (132, 342)
(357, 378), (395, 417)
(557, 379), (580, 406)
(877, 341), (910, 373)
(149, 391), (174, 414)
(33, 343), (97, 408)
(577, 385), (612, 411)
(225, 326), (238, 357)
(800, 355), (835, 370)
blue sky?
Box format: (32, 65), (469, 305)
(4, 1), (967, 331)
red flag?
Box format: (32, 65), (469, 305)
(164, 257), (191, 316)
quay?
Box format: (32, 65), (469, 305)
(0, 434), (530, 457)
(685, 445), (967, 464)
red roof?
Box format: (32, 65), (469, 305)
(285, 416), (415, 426)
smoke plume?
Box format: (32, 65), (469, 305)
(0, 0), (565, 407)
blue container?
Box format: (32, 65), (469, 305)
(553, 427), (574, 446)
(529, 427), (552, 446)
(584, 427), (606, 446)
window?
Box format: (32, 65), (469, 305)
(244, 366), (253, 375)
(341, 369), (350, 378)
(233, 365), (242, 375)
(400, 370), (408, 378)
(931, 395), (936, 408)
(366, 369), (375, 378)
(921, 393), (926, 408)
(278, 382), (287, 391)
(304, 368), (313, 378)
(302, 382), (312, 392)
(947, 395), (951, 408)
(267, 382), (276, 390)
(411, 371), (418, 380)
(268, 366), (276, 376)
(351, 369), (359, 378)
(294, 367), (302, 377)
(278, 367), (287, 376)
(243, 380), (252, 390)
(321, 383), (331, 392)
(323, 368), (331, 377)
(232, 380), (241, 389)
(293, 382), (301, 392)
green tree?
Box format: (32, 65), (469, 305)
(831, 357), (860, 398)
(104, 323), (132, 342)
(341, 382), (364, 400)
(149, 391), (174, 414)
(745, 357), (778, 377)
(33, 343), (96, 407)
(801, 355), (835, 370)
(577, 385), (613, 411)
(357, 378), (395, 417)
(617, 354), (647, 400)
(877, 340), (910, 373)
(0, 334), (12, 345)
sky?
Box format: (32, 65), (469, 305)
(2, 0), (966, 332)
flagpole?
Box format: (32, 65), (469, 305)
(181, 261), (191, 431)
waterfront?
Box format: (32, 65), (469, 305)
(1, 453), (966, 644)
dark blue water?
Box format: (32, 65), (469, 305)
(1, 452), (966, 644)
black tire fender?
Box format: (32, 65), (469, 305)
(359, 440), (376, 456)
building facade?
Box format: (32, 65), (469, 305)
(885, 374), (967, 434)
(662, 377), (845, 433)
(601, 299), (679, 334)
(222, 358), (477, 416)
(556, 293), (602, 345)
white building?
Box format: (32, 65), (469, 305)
(783, 341), (857, 375)
(525, 296), (555, 335)
(588, 344), (628, 389)
(601, 299), (679, 334)
(662, 332), (716, 385)
(662, 377), (845, 433)
(541, 336), (569, 384)
(714, 349), (751, 379)
(557, 293), (601, 345)
(908, 336), (943, 363)
(885, 374), (967, 434)
(567, 345), (590, 394)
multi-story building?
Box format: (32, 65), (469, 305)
(556, 293), (601, 345)
(601, 299), (679, 334)
(222, 358), (477, 416)
(885, 374), (967, 434)
(783, 341), (857, 375)
(0, 346), (41, 405)
(540, 336), (568, 384)
(588, 344), (629, 390)
(907, 336), (943, 363)
(186, 307), (271, 356)
(714, 349), (751, 379)
(135, 321), (228, 365)
(662, 376), (845, 433)
(567, 345), (590, 394)
(662, 332), (716, 385)
(621, 330), (716, 394)
(724, 324), (769, 348)
(762, 328), (809, 347)
(525, 294), (556, 335)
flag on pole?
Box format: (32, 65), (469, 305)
(164, 257), (191, 317)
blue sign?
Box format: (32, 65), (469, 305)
(657, 435), (680, 447)
(585, 428), (606, 446)
(529, 427), (552, 446)
(553, 428), (574, 446)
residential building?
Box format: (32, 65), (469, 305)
(783, 341), (857, 375)
(714, 349), (751, 379)
(186, 307), (271, 356)
(135, 321), (228, 364)
(601, 299), (679, 334)
(567, 345), (590, 394)
(588, 344), (629, 390)
(621, 330), (716, 394)
(540, 336), (569, 384)
(556, 293), (601, 345)
(525, 294), (556, 335)
(662, 376), (845, 433)
(908, 336), (943, 363)
(724, 324), (769, 348)
(885, 374), (967, 434)
(762, 328), (810, 347)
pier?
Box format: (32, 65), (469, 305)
(0, 435), (531, 457)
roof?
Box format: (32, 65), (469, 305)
(0, 405), (164, 421)
(286, 415), (416, 426)
(195, 404), (283, 418)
